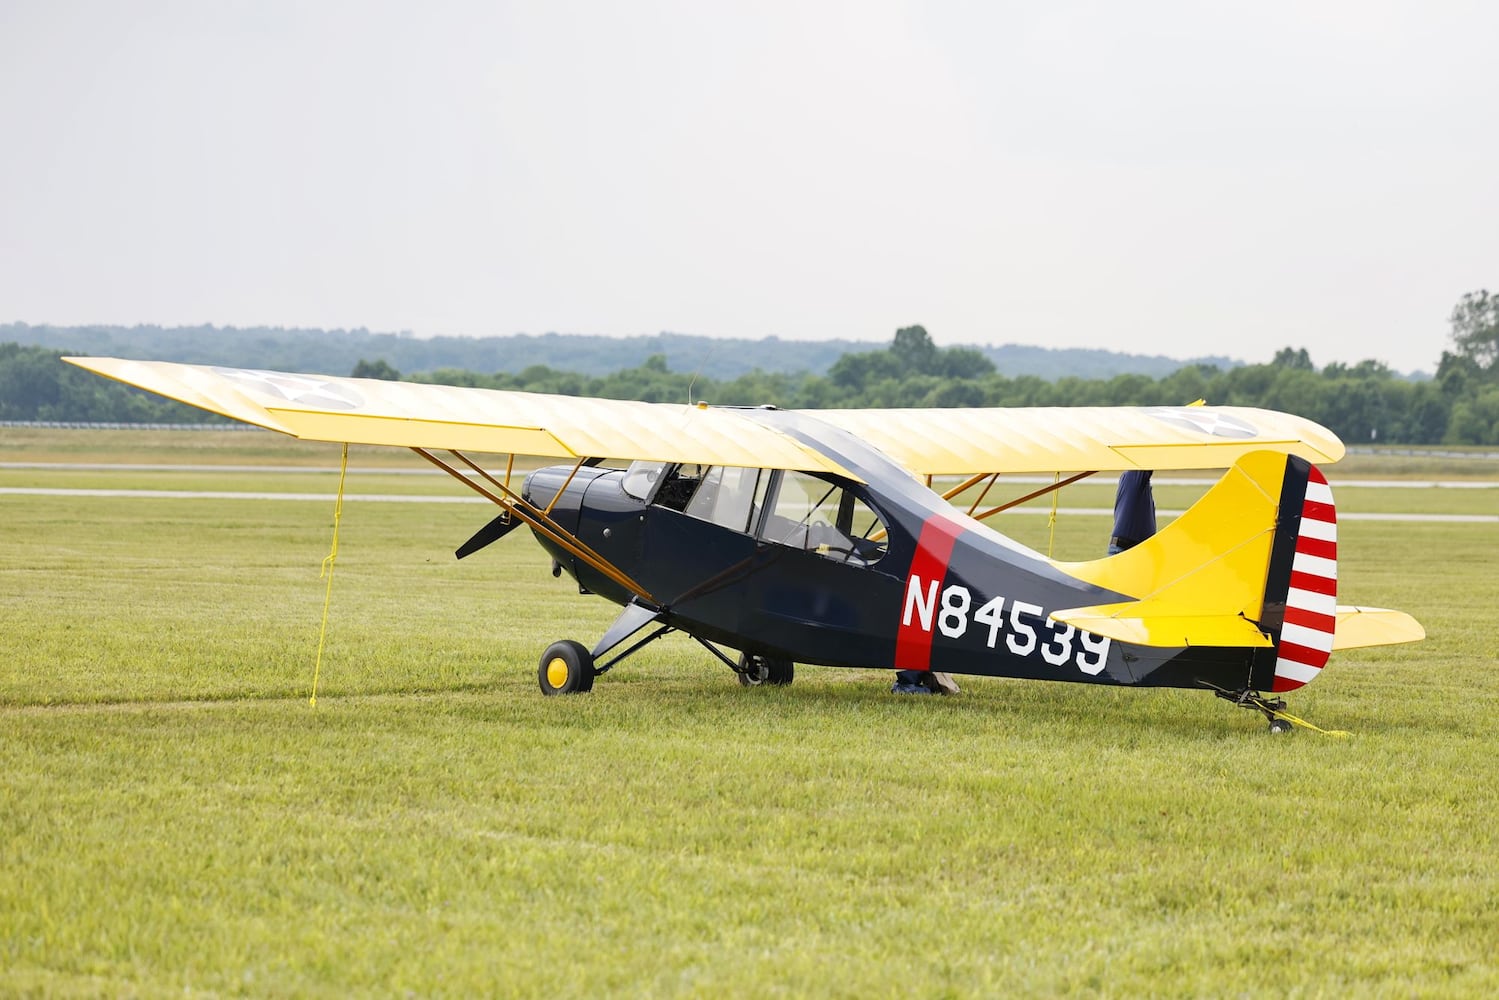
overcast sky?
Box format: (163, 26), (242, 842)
(2, 1), (1495, 374)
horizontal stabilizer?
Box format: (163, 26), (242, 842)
(1333, 606), (1426, 650)
(1052, 601), (1272, 648)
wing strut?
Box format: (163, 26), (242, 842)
(411, 448), (660, 606)
(939, 472), (993, 504)
(879, 470), (1101, 544)
(946, 471), (1005, 519)
(970, 471), (1096, 522)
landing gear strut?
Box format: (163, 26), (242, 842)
(1216, 688), (1291, 734)
(537, 600), (797, 694)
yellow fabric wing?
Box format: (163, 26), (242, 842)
(66, 357), (1345, 480)
(63, 357), (859, 478)
(813, 405), (1345, 475)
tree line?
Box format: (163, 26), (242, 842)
(4, 292), (1497, 444)
(0, 323), (1238, 382)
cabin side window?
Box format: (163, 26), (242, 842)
(639, 463), (758, 529)
(759, 470), (888, 565)
(684, 465), (763, 533)
(638, 463), (708, 511)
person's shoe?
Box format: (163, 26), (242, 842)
(926, 672), (961, 695)
(891, 682), (932, 694)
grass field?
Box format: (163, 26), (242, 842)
(2, 431), (1497, 996)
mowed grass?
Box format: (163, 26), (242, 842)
(2, 437), (1498, 996)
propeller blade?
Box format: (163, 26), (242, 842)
(455, 510), (525, 559)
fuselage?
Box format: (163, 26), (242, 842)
(522, 408), (1272, 692)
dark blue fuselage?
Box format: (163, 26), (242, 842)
(522, 409), (1274, 691)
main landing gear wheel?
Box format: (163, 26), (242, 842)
(737, 652), (794, 688)
(538, 640), (595, 695)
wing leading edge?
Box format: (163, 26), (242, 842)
(62, 357), (860, 479)
(813, 405), (1345, 475)
(64, 357), (1344, 478)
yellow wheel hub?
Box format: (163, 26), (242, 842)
(546, 657), (571, 689)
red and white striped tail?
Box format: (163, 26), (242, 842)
(1272, 466), (1337, 692)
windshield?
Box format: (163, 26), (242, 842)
(621, 460), (668, 501)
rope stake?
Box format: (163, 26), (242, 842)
(310, 443), (349, 707)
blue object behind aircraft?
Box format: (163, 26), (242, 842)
(1109, 470), (1156, 554)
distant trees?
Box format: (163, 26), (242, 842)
(0, 324), (877, 383)
(828, 325), (997, 400)
(1272, 347), (1314, 370)
(1436, 290), (1499, 444)
(1448, 291), (1498, 373)
(5, 294), (1499, 444)
(351, 358), (401, 380)
(0, 343), (215, 423)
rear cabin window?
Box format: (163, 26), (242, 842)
(759, 470), (887, 565)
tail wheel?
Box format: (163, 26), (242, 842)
(539, 640), (595, 696)
(737, 652), (794, 688)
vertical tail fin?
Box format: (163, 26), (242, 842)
(1052, 454), (1337, 687)
(1053, 455), (1420, 689)
(1263, 461), (1338, 692)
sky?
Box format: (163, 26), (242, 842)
(2, 1), (1495, 375)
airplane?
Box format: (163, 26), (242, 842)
(63, 357), (1425, 733)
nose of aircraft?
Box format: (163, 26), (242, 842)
(522, 464), (570, 508)
(520, 466), (544, 506)
(521, 464), (600, 532)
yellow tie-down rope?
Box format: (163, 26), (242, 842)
(1210, 682), (1352, 738)
(1248, 663), (1353, 739)
(1268, 705), (1351, 739)
(1046, 471), (1061, 557)
(310, 443), (349, 707)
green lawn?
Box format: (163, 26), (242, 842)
(2, 435), (1496, 996)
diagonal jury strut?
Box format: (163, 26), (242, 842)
(971, 470), (1097, 521)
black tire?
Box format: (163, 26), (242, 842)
(736, 652), (794, 688)
(539, 640), (595, 695)
(1268, 718), (1293, 734)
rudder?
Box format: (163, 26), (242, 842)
(1258, 459), (1338, 692)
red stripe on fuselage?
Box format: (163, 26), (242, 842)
(893, 515), (965, 671)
